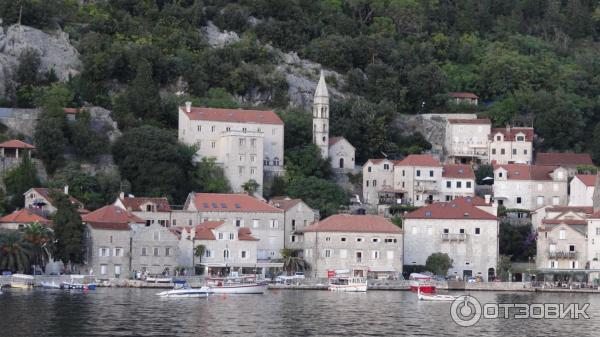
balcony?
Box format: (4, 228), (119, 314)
(548, 251), (578, 259)
(441, 233), (467, 241)
(415, 183), (439, 193)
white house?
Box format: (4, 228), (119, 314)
(441, 164), (475, 201)
(445, 118), (491, 164)
(403, 197), (499, 280)
(488, 126), (534, 164)
(329, 137), (355, 170)
(493, 164), (569, 210)
(568, 174), (596, 207)
(178, 105), (284, 195)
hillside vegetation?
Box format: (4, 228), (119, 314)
(2, 0), (600, 210)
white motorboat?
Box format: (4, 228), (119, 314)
(61, 275), (97, 290)
(146, 276), (173, 283)
(157, 281), (212, 298)
(207, 276), (266, 294)
(40, 281), (61, 289)
(328, 276), (368, 292)
(417, 288), (457, 301)
(10, 274), (34, 289)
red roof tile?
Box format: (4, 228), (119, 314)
(395, 154), (441, 167)
(238, 227), (259, 241)
(270, 197), (302, 211)
(535, 152), (593, 166)
(452, 196), (490, 207)
(490, 127), (534, 142)
(83, 205), (144, 225)
(63, 108), (81, 114)
(405, 200), (497, 220)
(541, 219), (587, 225)
(87, 222), (131, 230)
(191, 193), (283, 213)
(193, 221), (225, 240)
(494, 164), (559, 181)
(449, 92), (479, 99)
(442, 164), (475, 179)
(365, 158), (403, 166)
(29, 188), (84, 209)
(574, 174), (597, 187)
(119, 197), (172, 212)
(546, 206), (594, 214)
(303, 214), (401, 233)
(181, 106), (283, 125)
(0, 209), (52, 226)
(0, 139), (35, 149)
(447, 118), (490, 125)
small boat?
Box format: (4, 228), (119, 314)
(328, 276), (368, 292)
(410, 280), (436, 294)
(207, 276), (266, 294)
(10, 274), (34, 289)
(156, 280), (212, 298)
(40, 281), (61, 289)
(146, 275), (173, 283)
(61, 275), (97, 290)
(417, 288), (457, 301)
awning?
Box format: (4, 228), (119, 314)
(368, 266), (396, 273)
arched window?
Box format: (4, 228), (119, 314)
(264, 157), (270, 166)
(273, 157), (280, 166)
(339, 158), (344, 168)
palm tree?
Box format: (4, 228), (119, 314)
(279, 248), (310, 276)
(23, 223), (55, 271)
(0, 231), (33, 273)
(193, 244), (206, 275)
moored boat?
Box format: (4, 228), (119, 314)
(157, 280), (212, 298)
(10, 274), (34, 289)
(146, 275), (173, 283)
(40, 281), (61, 289)
(328, 276), (368, 292)
(417, 288), (457, 301)
(409, 280), (436, 294)
(207, 276), (266, 294)
(61, 275), (97, 290)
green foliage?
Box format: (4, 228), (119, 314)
(3, 155), (40, 212)
(497, 255), (512, 282)
(0, 231), (32, 273)
(277, 108), (312, 151)
(475, 164), (494, 185)
(279, 248), (310, 275)
(577, 165), (598, 175)
(241, 179), (260, 196)
(425, 252), (454, 276)
(194, 244), (206, 264)
(287, 176), (348, 218)
(112, 125), (197, 203)
(499, 222), (536, 262)
(285, 144), (332, 180)
(193, 157), (231, 194)
(23, 223), (55, 270)
(593, 122), (600, 165)
(51, 191), (84, 264)
(388, 205), (419, 216)
(69, 109), (109, 160)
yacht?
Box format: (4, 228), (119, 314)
(207, 276), (266, 294)
(10, 274), (34, 289)
(157, 281), (212, 298)
(328, 276), (368, 292)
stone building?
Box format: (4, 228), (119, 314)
(23, 187), (87, 217)
(361, 158), (399, 206)
(301, 214), (403, 279)
(175, 220), (261, 276)
(448, 92), (479, 105)
(445, 118), (491, 164)
(492, 164), (569, 210)
(535, 152), (593, 177)
(130, 222), (180, 276)
(0, 139), (34, 159)
(403, 197), (499, 280)
(440, 164), (475, 201)
(488, 126), (534, 164)
(82, 205), (145, 280)
(536, 217), (588, 272)
(393, 154), (444, 206)
(569, 174), (596, 207)
(0, 209), (52, 230)
(311, 71), (356, 169)
(180, 192), (285, 260)
(269, 197), (319, 251)
(114, 194), (173, 227)
(178, 104), (284, 195)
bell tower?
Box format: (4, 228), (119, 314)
(313, 70), (329, 158)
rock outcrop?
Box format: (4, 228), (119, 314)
(0, 24), (81, 98)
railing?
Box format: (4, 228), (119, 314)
(548, 251), (578, 259)
(441, 233), (467, 241)
(416, 184), (439, 193)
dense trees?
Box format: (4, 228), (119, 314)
(52, 191), (85, 265)
(425, 253), (454, 276)
(3, 155), (40, 212)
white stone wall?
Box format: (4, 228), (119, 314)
(445, 123), (491, 161)
(440, 177), (475, 201)
(394, 166), (443, 206)
(587, 219), (600, 271)
(537, 224), (587, 270)
(568, 178), (594, 206)
(303, 231), (403, 278)
(403, 218), (498, 280)
(329, 139), (355, 170)
(283, 202), (318, 251)
(131, 223), (180, 275)
(493, 168), (568, 210)
(85, 227), (131, 280)
(217, 131), (264, 194)
(362, 160), (395, 205)
(24, 189), (57, 214)
(489, 134), (532, 164)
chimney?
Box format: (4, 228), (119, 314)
(506, 124), (511, 132)
(64, 185), (69, 195)
(484, 194), (491, 204)
(119, 191), (125, 199)
(185, 101), (192, 113)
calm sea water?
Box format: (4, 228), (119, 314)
(1, 288), (599, 336)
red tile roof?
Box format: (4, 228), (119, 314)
(119, 197), (172, 212)
(193, 221), (225, 240)
(452, 196), (491, 207)
(63, 108), (81, 114)
(490, 127), (534, 142)
(395, 154), (441, 167)
(181, 106), (283, 125)
(0, 139), (35, 149)
(30, 188), (84, 209)
(0, 209), (52, 226)
(546, 206), (594, 214)
(87, 222), (131, 231)
(270, 197), (303, 211)
(303, 214), (401, 233)
(542, 219), (587, 225)
(447, 118), (490, 125)
(191, 193), (283, 213)
(405, 200), (497, 220)
(449, 92), (479, 99)
(83, 205), (144, 225)
(238, 227), (259, 241)
(574, 174), (597, 187)
(494, 164), (559, 181)
(442, 164), (475, 179)
(535, 152), (593, 166)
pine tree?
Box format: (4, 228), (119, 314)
(3, 155), (40, 211)
(51, 191), (84, 265)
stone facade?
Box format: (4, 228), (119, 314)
(537, 222), (587, 271)
(488, 127), (534, 164)
(131, 223), (180, 275)
(270, 197), (319, 251)
(329, 137), (355, 170)
(445, 118), (491, 164)
(23, 187), (85, 216)
(84, 225), (131, 280)
(568, 175), (596, 207)
(362, 159), (397, 205)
